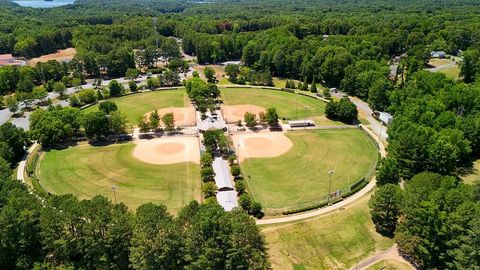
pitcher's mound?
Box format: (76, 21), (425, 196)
(222, 105), (266, 123)
(133, 137), (200, 164)
(232, 132), (293, 161)
(144, 107), (196, 127)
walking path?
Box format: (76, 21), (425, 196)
(348, 244), (414, 270)
(16, 142), (39, 184)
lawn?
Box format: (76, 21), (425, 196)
(241, 129), (378, 212)
(221, 87), (327, 122)
(366, 259), (412, 270)
(83, 89), (188, 125)
(462, 159), (480, 185)
(262, 191), (394, 270)
(38, 143), (201, 212)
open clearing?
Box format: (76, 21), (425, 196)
(38, 142), (201, 212)
(133, 137), (200, 165)
(461, 159), (480, 185)
(239, 129), (378, 211)
(262, 191), (394, 270)
(232, 132), (293, 161)
(28, 48), (77, 66)
(220, 88), (327, 123)
(84, 89), (188, 125)
(366, 259), (413, 270)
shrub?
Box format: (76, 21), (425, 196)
(235, 180), (245, 195)
(250, 202), (263, 219)
(201, 153), (213, 167)
(202, 182), (217, 198)
(201, 167), (215, 182)
(238, 193), (252, 212)
(230, 165), (241, 179)
(227, 155), (236, 165)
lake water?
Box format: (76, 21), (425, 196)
(13, 0), (75, 8)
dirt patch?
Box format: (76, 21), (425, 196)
(133, 137), (200, 164)
(222, 105), (266, 123)
(232, 132), (293, 161)
(28, 48), (76, 66)
(144, 107), (196, 127)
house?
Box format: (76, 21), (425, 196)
(431, 51), (446, 59)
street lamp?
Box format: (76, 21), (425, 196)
(111, 185), (118, 203)
(327, 170), (335, 205)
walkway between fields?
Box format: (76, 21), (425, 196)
(348, 244), (414, 270)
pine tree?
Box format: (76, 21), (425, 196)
(297, 81), (303, 89)
(310, 77), (317, 92)
(302, 77), (309, 91)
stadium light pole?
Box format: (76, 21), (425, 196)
(327, 170), (335, 205)
(111, 185), (118, 203)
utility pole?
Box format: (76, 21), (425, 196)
(111, 185), (118, 203)
(327, 170), (334, 205)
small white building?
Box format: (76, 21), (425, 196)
(288, 120), (315, 128)
(379, 112), (393, 125)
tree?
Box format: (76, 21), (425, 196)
(128, 80), (138, 92)
(250, 202), (263, 218)
(310, 77), (317, 92)
(108, 80), (123, 97)
(368, 78), (391, 111)
(239, 193), (252, 212)
(0, 122), (28, 162)
(5, 96), (18, 114)
(369, 184), (403, 237)
(201, 167), (215, 182)
(265, 107), (279, 127)
(138, 117), (150, 133)
(322, 88), (331, 99)
(244, 112), (257, 128)
(200, 152), (213, 167)
(230, 165), (241, 179)
(82, 111), (110, 140)
(149, 110), (160, 130)
(53, 82), (67, 98)
(162, 112), (175, 131)
(98, 100), (118, 114)
(325, 98), (358, 123)
(376, 157), (401, 186)
(204, 67), (216, 83)
(130, 203), (180, 270)
(235, 180), (246, 195)
(146, 77), (160, 90)
(125, 68), (139, 79)
(109, 111), (127, 134)
(202, 182), (218, 198)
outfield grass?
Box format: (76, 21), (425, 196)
(38, 143), (201, 212)
(84, 89), (188, 124)
(366, 259), (412, 270)
(221, 87), (327, 122)
(241, 129), (378, 211)
(262, 191), (394, 270)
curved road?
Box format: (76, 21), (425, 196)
(256, 93), (387, 225)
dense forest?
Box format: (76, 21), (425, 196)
(0, 0), (479, 269)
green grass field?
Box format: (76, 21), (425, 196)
(38, 143), (201, 212)
(366, 259), (412, 270)
(221, 87), (327, 122)
(84, 89), (188, 124)
(241, 129), (378, 211)
(262, 192), (394, 270)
